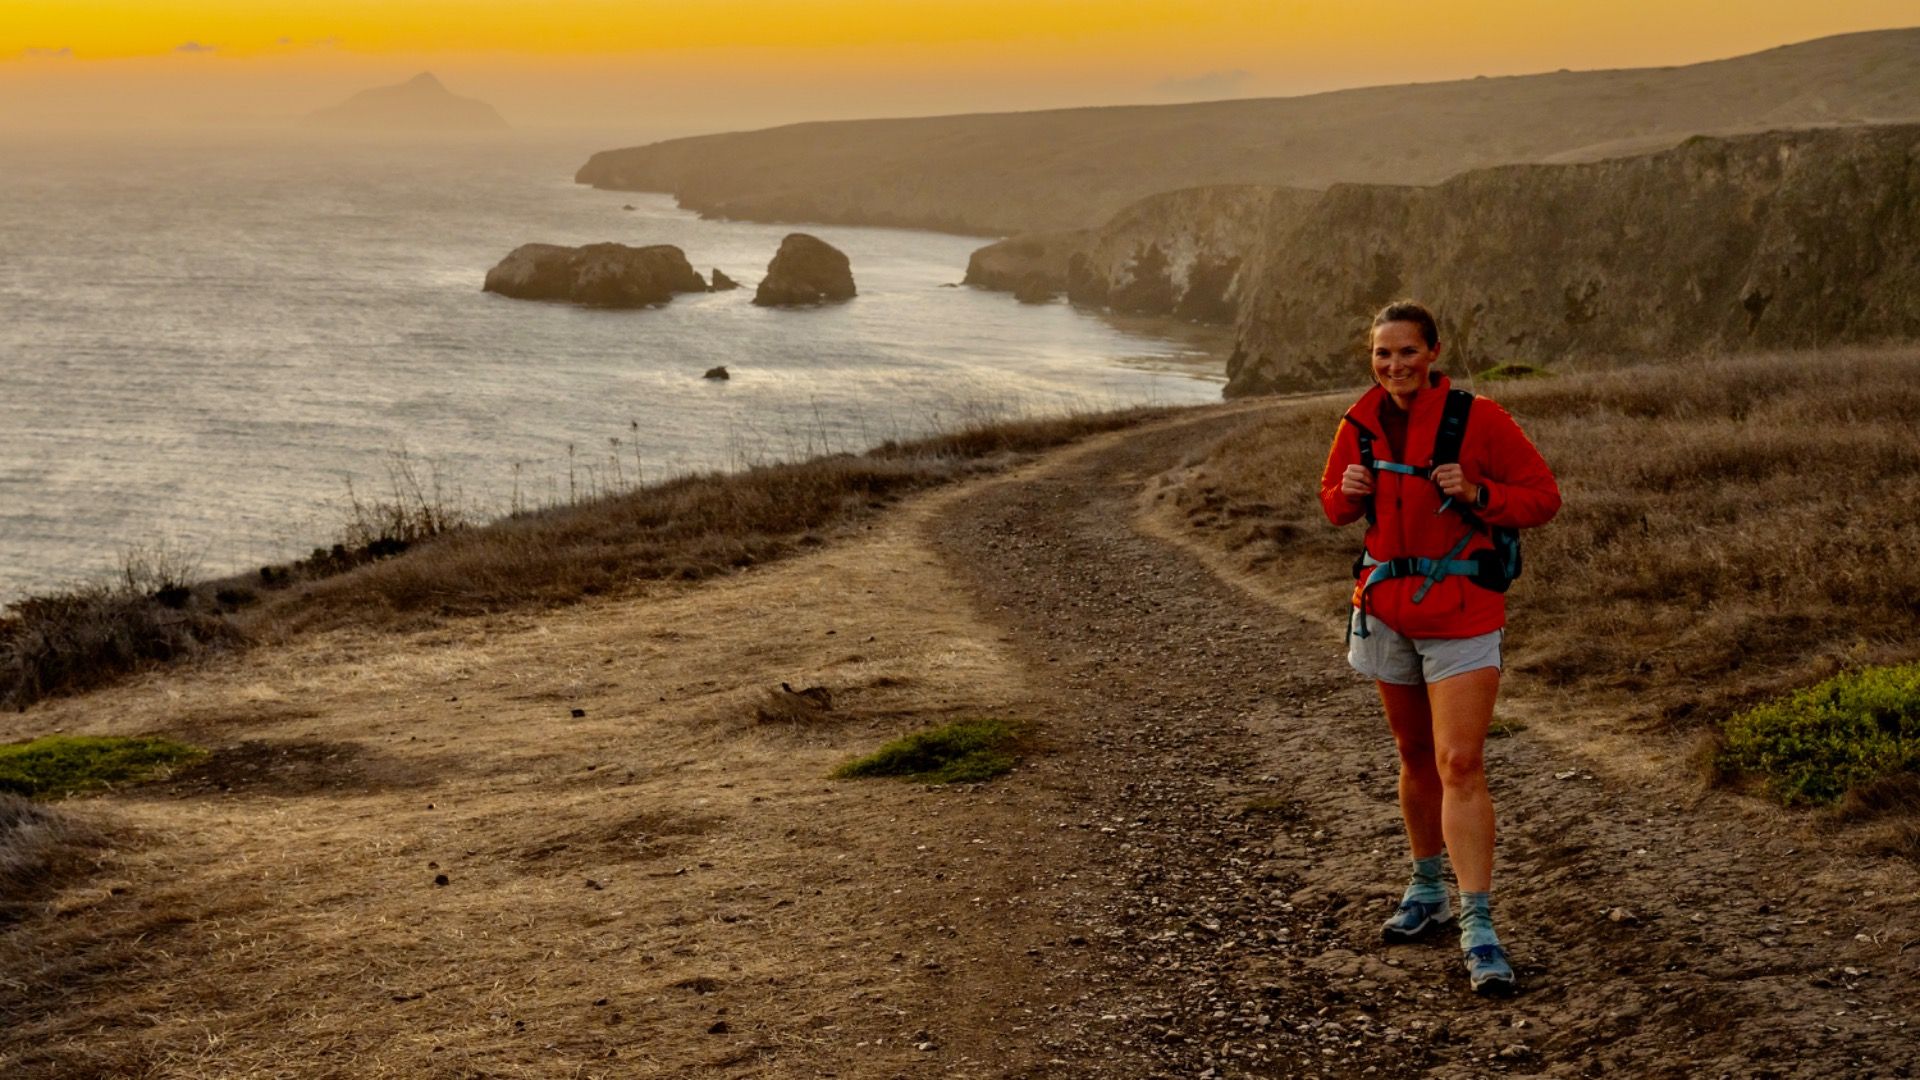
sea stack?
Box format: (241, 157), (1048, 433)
(307, 72), (508, 132)
(752, 234), (856, 307)
(483, 243), (710, 307)
(710, 268), (740, 291)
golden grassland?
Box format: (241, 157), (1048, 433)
(1161, 347), (1920, 805)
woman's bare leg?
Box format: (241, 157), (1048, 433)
(1378, 681), (1444, 858)
(1427, 666), (1500, 892)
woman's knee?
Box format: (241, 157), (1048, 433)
(1393, 735), (1438, 771)
(1435, 744), (1486, 790)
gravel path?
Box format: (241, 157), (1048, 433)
(924, 405), (1919, 1080)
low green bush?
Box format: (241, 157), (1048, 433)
(0, 735), (205, 798)
(1719, 662), (1920, 805)
(831, 718), (1023, 784)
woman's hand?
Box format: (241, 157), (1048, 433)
(1431, 463), (1480, 503)
(1340, 464), (1374, 498)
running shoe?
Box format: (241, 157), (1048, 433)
(1380, 897), (1454, 943)
(1464, 944), (1516, 995)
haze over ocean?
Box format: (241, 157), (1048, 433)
(0, 132), (1221, 603)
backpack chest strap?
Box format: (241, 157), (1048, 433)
(1371, 460), (1429, 478)
(1349, 532), (1477, 640)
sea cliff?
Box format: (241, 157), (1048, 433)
(965, 186), (1314, 324)
(1225, 123), (1920, 394)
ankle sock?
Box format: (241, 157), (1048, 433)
(1458, 891), (1500, 949)
(1403, 854), (1448, 906)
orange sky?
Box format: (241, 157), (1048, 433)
(5, 2), (1917, 135)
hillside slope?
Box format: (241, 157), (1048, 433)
(576, 29), (1920, 235)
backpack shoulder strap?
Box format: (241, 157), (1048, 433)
(1342, 412), (1377, 470)
(1431, 388), (1475, 467)
(1339, 413), (1379, 525)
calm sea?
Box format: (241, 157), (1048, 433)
(0, 131), (1223, 603)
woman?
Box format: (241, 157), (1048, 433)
(1318, 300), (1560, 995)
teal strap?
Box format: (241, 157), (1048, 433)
(1411, 532), (1476, 603)
(1373, 460), (1424, 476)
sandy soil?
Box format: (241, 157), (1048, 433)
(4, 402), (1916, 1078)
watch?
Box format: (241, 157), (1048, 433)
(1473, 483), (1491, 511)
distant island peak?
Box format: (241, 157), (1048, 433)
(307, 71), (508, 132)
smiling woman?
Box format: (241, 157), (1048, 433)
(1322, 298), (1562, 995)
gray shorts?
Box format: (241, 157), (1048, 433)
(1346, 610), (1503, 686)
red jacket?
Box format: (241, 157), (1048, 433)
(1319, 374), (1561, 638)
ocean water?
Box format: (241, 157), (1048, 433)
(0, 132), (1223, 603)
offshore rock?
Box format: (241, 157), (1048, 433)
(752, 234), (856, 306)
(1226, 123), (1920, 395)
(483, 243), (710, 307)
(710, 268), (740, 291)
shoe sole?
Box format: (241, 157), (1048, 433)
(1381, 913), (1455, 944)
(1470, 973), (1517, 997)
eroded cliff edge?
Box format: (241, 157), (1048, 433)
(1225, 123), (1920, 394)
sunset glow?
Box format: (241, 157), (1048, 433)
(6, 1), (1917, 133)
(11, 0), (1917, 60)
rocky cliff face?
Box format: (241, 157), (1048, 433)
(963, 230), (1090, 299)
(1069, 187), (1316, 323)
(483, 243), (709, 306)
(1226, 124), (1920, 395)
(965, 188), (1317, 323)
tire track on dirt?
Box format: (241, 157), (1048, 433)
(926, 405), (1918, 1079)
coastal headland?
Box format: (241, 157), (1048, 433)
(575, 29), (1920, 236)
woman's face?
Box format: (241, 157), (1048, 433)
(1371, 320), (1440, 399)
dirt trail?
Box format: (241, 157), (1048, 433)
(4, 402), (1916, 1078)
(923, 404), (1920, 1079)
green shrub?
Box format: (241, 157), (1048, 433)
(1719, 662), (1920, 805)
(831, 719), (1023, 784)
(0, 735), (205, 799)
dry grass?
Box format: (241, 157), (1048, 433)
(0, 407), (1166, 711)
(263, 407), (1164, 634)
(0, 794), (107, 926)
(1168, 347), (1920, 731)
(0, 582), (241, 713)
